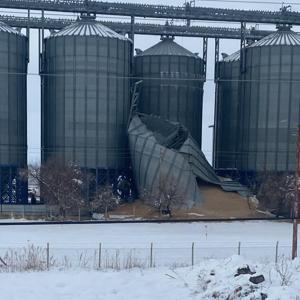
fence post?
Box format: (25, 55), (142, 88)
(192, 242), (195, 266)
(150, 242), (153, 268)
(238, 241), (241, 255)
(46, 242), (50, 270)
(98, 243), (102, 269)
(275, 241), (279, 263)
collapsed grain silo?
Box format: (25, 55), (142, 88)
(214, 51), (240, 172)
(239, 24), (300, 174)
(128, 113), (247, 206)
(134, 36), (205, 146)
(41, 14), (132, 181)
(0, 22), (28, 203)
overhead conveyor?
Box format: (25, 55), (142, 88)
(0, 0), (300, 25)
(0, 15), (273, 40)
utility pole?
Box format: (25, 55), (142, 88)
(292, 125), (300, 259)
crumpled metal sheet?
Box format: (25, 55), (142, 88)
(128, 114), (247, 206)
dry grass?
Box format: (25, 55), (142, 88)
(0, 245), (154, 272)
(0, 245), (54, 272)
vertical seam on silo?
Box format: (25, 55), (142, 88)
(63, 36), (66, 164)
(54, 36), (57, 161)
(116, 38), (119, 171)
(184, 57), (189, 137)
(132, 131), (140, 187)
(141, 138), (156, 189)
(122, 41), (126, 169)
(41, 38), (44, 163)
(263, 46), (272, 172)
(199, 59), (204, 148)
(158, 55), (161, 117)
(167, 55), (170, 122)
(214, 60), (220, 168)
(84, 35), (87, 169)
(7, 33), (11, 165)
(164, 149), (177, 181)
(245, 48), (251, 172)
(254, 47), (260, 172)
(106, 37), (110, 172)
(16, 34), (20, 166)
(274, 46), (283, 172)
(286, 45), (294, 171)
(72, 36), (76, 164)
(95, 36), (99, 169)
(148, 143), (160, 192)
(229, 60), (233, 167)
(248, 44), (254, 171)
(240, 49), (246, 171)
(177, 56), (181, 131)
(137, 134), (148, 191)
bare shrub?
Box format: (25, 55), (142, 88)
(275, 256), (293, 286)
(23, 157), (91, 219)
(101, 249), (150, 270)
(90, 185), (119, 219)
(123, 250), (148, 269)
(76, 251), (92, 269)
(0, 245), (55, 272)
(143, 174), (185, 217)
(257, 172), (296, 216)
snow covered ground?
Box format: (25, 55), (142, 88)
(0, 221), (297, 267)
(0, 221), (299, 299)
(1, 255), (300, 300)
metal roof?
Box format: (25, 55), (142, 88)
(137, 36), (198, 57)
(49, 15), (129, 40)
(0, 20), (22, 35)
(250, 26), (300, 47)
(223, 50), (240, 62)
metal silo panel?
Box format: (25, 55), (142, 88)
(0, 27), (28, 203)
(134, 38), (204, 146)
(214, 55), (240, 170)
(42, 19), (132, 177)
(239, 27), (300, 174)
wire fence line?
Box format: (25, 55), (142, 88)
(0, 241), (294, 271)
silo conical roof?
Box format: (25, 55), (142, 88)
(0, 21), (23, 35)
(49, 15), (129, 41)
(249, 25), (300, 47)
(137, 36), (198, 57)
(223, 50), (240, 62)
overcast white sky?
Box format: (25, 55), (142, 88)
(8, 0), (299, 164)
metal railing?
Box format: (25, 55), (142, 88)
(1, 0), (300, 25)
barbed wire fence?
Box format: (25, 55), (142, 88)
(0, 240), (293, 272)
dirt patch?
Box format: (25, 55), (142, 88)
(193, 184), (263, 219)
(112, 183), (266, 219)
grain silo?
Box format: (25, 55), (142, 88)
(239, 24), (300, 174)
(214, 51), (240, 172)
(134, 36), (205, 146)
(0, 22), (28, 203)
(41, 14), (132, 180)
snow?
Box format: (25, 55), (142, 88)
(0, 221), (297, 269)
(0, 221), (299, 298)
(1, 255), (300, 300)
(0, 220), (296, 249)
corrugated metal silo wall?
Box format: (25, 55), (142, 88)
(0, 32), (28, 203)
(134, 55), (204, 147)
(214, 59), (240, 170)
(239, 45), (300, 173)
(42, 36), (132, 172)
